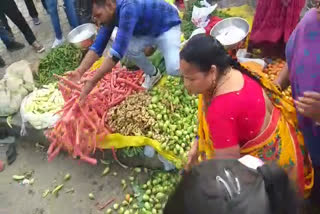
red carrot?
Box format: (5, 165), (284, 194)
(78, 105), (97, 131)
(54, 74), (82, 91)
(117, 78), (144, 90)
(80, 155), (97, 165)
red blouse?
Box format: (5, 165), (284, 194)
(206, 74), (266, 149)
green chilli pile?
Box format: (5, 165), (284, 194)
(35, 44), (83, 86)
(147, 76), (198, 159)
(106, 171), (180, 214)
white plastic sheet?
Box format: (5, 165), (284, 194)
(191, 3), (218, 28)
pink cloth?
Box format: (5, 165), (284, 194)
(206, 74), (266, 149)
(205, 16), (222, 35)
(250, 0), (305, 44)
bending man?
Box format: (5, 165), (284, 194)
(69, 0), (181, 102)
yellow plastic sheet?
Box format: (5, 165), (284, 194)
(220, 5), (255, 30)
(98, 134), (183, 168)
(220, 5), (255, 48)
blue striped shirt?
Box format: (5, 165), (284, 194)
(89, 0), (181, 59)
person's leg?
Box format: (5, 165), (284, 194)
(125, 37), (156, 76)
(63, 0), (79, 28)
(0, 15), (25, 51)
(0, 56), (5, 68)
(41, 0), (48, 12)
(155, 25), (181, 76)
(0, 12), (12, 37)
(0, 22), (13, 47)
(24, 0), (41, 25)
(125, 36), (161, 89)
(1, 0), (36, 45)
(45, 0), (63, 39)
(24, 0), (39, 18)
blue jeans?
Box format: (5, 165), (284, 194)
(125, 25), (181, 76)
(45, 0), (79, 39)
(0, 25), (13, 47)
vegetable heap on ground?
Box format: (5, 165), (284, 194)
(107, 92), (155, 158)
(35, 44), (83, 86)
(262, 59), (293, 102)
(45, 66), (145, 165)
(24, 83), (64, 115)
(148, 76), (198, 159)
(109, 170), (180, 214)
(107, 92), (155, 136)
(22, 83), (64, 129)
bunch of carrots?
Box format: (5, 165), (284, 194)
(45, 66), (145, 165)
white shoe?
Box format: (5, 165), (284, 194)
(51, 37), (65, 48)
(142, 69), (162, 90)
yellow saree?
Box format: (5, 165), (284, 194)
(197, 61), (313, 197)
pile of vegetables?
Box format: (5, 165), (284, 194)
(148, 76), (198, 159)
(23, 83), (64, 115)
(108, 170), (180, 214)
(46, 66), (145, 165)
(21, 83), (64, 129)
(107, 92), (155, 136)
(263, 59), (293, 102)
(35, 44), (83, 86)
(107, 92), (155, 158)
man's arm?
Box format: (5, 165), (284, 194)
(79, 26), (114, 75)
(275, 63), (290, 90)
(79, 3), (138, 103)
(77, 50), (100, 75)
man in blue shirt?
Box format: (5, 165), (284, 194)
(69, 0), (181, 103)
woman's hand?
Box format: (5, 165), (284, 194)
(185, 140), (199, 172)
(295, 91), (320, 123)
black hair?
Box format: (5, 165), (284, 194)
(180, 34), (262, 85)
(164, 160), (301, 214)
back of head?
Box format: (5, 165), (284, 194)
(164, 159), (300, 214)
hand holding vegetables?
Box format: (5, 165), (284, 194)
(46, 65), (145, 164)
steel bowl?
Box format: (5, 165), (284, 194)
(210, 17), (249, 50)
(67, 23), (97, 49)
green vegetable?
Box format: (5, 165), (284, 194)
(106, 208), (113, 214)
(134, 168), (141, 173)
(118, 207), (124, 214)
(88, 193), (95, 200)
(12, 175), (25, 181)
(35, 44), (83, 86)
(102, 167), (110, 176)
(113, 203), (119, 210)
(42, 189), (50, 198)
(64, 173), (71, 181)
(52, 184), (64, 195)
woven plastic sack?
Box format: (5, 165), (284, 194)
(0, 60), (34, 116)
(20, 88), (63, 135)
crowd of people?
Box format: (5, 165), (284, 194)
(67, 0), (320, 212)
(0, 0), (86, 68)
